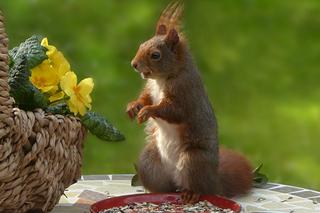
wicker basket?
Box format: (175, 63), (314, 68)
(0, 12), (87, 213)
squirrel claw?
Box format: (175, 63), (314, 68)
(126, 101), (143, 120)
(137, 106), (153, 124)
(181, 191), (200, 204)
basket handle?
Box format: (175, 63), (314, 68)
(0, 11), (13, 128)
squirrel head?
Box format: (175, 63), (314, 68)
(131, 1), (185, 80)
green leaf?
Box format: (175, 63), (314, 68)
(45, 103), (70, 115)
(131, 164), (142, 187)
(131, 174), (142, 187)
(8, 35), (48, 111)
(252, 163), (269, 187)
(81, 111), (125, 142)
(252, 163), (263, 174)
(8, 46), (18, 69)
(8, 56), (48, 110)
(253, 173), (268, 187)
(9, 35), (47, 69)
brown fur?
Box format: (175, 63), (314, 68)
(127, 1), (253, 199)
(138, 137), (177, 193)
(219, 148), (253, 197)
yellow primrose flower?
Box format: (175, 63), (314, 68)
(30, 60), (60, 93)
(30, 37), (73, 103)
(41, 38), (70, 78)
(60, 71), (94, 116)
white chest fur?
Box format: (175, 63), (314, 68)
(154, 119), (180, 166)
(147, 80), (180, 167)
(148, 79), (164, 105)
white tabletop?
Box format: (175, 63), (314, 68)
(51, 174), (320, 213)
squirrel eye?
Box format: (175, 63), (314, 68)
(150, 51), (161, 60)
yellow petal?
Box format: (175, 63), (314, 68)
(47, 86), (59, 94)
(68, 96), (87, 116)
(49, 91), (65, 102)
(85, 102), (92, 110)
(41, 85), (57, 93)
(77, 92), (92, 108)
(50, 51), (70, 71)
(77, 78), (94, 108)
(60, 72), (77, 96)
(78, 103), (87, 116)
(67, 98), (78, 115)
(57, 61), (71, 78)
(78, 78), (94, 95)
(30, 60), (50, 74)
(30, 61), (60, 93)
(29, 67), (41, 83)
(31, 64), (58, 84)
(41, 37), (57, 57)
(82, 96), (92, 108)
(41, 38), (49, 47)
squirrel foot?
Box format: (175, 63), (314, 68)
(26, 209), (44, 213)
(181, 190), (200, 204)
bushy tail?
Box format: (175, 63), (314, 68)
(218, 147), (253, 197)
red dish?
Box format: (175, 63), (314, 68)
(90, 193), (241, 213)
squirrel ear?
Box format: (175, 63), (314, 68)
(156, 24), (167, 35)
(165, 28), (180, 52)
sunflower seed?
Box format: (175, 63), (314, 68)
(98, 200), (235, 213)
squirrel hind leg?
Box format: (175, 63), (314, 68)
(218, 147), (253, 197)
(138, 139), (176, 193)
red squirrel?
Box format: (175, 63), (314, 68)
(127, 1), (253, 203)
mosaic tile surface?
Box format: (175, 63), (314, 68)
(51, 174), (320, 213)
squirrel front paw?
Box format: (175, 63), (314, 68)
(126, 101), (144, 120)
(137, 106), (155, 124)
(181, 190), (200, 204)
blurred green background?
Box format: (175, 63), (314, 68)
(2, 0), (320, 190)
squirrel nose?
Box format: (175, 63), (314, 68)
(131, 61), (138, 69)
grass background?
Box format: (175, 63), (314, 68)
(1, 0), (320, 190)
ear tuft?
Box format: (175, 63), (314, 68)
(155, 1), (184, 36)
(165, 28), (180, 51)
(156, 24), (167, 35)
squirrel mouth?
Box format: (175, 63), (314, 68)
(133, 66), (153, 79)
(140, 71), (151, 79)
